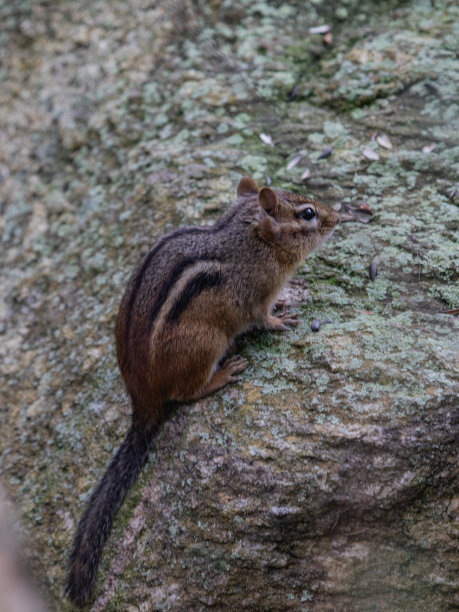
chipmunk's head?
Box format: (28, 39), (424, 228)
(237, 176), (340, 267)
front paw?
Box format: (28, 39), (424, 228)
(265, 312), (299, 331)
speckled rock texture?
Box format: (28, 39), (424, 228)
(0, 0), (458, 610)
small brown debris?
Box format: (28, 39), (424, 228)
(441, 308), (459, 315)
(347, 529), (368, 537)
(322, 32), (333, 45)
(355, 202), (373, 213)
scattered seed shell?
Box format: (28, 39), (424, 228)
(369, 261), (378, 281)
(287, 155), (302, 170)
(318, 146), (333, 159)
(424, 82), (439, 95)
(259, 133), (274, 146)
(265, 175), (272, 186)
(311, 318), (332, 332)
(308, 24), (330, 34)
(422, 142), (436, 154)
(288, 84), (299, 101)
(448, 186), (457, 200)
(382, 301), (392, 315)
(362, 146), (379, 161)
(310, 318), (321, 332)
(301, 168), (311, 181)
(332, 201), (342, 211)
(339, 213), (369, 223)
(338, 201), (374, 223)
(376, 133), (393, 149)
(354, 202), (374, 214)
(322, 32), (333, 45)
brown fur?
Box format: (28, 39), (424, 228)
(66, 177), (340, 606)
(116, 178), (339, 426)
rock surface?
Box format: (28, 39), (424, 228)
(0, 0), (457, 610)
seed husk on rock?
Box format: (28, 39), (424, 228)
(369, 261), (378, 281)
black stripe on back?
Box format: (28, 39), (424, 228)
(166, 270), (223, 324)
(147, 256), (218, 331)
(124, 228), (206, 353)
(123, 205), (239, 355)
(126, 229), (200, 328)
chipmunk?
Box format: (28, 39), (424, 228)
(66, 176), (340, 606)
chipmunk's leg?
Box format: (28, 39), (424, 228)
(160, 326), (247, 403)
(195, 355), (248, 399)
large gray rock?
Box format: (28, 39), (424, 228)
(0, 0), (457, 610)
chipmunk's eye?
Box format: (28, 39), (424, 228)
(301, 207), (316, 221)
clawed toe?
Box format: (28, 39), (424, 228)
(278, 311), (299, 326)
(222, 355), (248, 375)
(266, 311), (300, 331)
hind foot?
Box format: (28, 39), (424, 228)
(196, 355), (248, 399)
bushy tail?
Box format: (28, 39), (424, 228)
(66, 423), (157, 607)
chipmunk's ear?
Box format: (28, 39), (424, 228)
(237, 176), (260, 198)
(259, 187), (279, 216)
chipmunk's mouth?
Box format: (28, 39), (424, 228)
(322, 219), (339, 239)
(317, 228), (335, 248)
